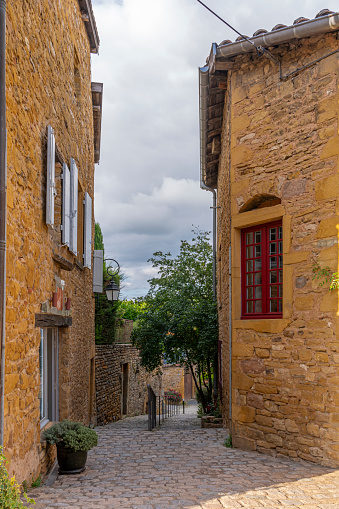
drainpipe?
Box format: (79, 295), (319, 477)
(199, 63), (218, 401)
(0, 0), (7, 448)
(199, 62), (216, 301)
(201, 182), (218, 402)
(228, 245), (232, 425)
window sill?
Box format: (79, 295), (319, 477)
(74, 258), (84, 271)
(241, 314), (282, 320)
(40, 417), (49, 430)
(233, 318), (291, 333)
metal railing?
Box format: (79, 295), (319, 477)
(147, 384), (185, 431)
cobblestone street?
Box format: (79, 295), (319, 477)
(28, 402), (339, 509)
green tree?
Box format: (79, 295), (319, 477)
(94, 222), (104, 253)
(116, 299), (145, 323)
(94, 223), (119, 344)
(131, 229), (218, 411)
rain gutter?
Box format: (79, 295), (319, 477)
(216, 12), (339, 60)
(0, 0), (6, 448)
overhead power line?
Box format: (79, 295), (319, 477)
(196, 0), (256, 49)
(195, 0), (281, 64)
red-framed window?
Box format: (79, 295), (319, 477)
(241, 221), (283, 319)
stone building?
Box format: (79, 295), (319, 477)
(162, 364), (195, 401)
(2, 0), (102, 482)
(199, 9), (339, 466)
(96, 344), (162, 426)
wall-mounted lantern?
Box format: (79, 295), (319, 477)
(104, 258), (120, 302)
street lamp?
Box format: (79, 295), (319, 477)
(104, 258), (120, 302)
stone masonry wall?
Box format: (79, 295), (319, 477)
(5, 0), (96, 482)
(96, 345), (162, 426)
(115, 320), (134, 344)
(162, 365), (185, 398)
(217, 32), (339, 466)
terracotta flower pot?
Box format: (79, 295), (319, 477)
(57, 445), (88, 474)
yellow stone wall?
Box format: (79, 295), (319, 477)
(5, 0), (96, 482)
(217, 32), (339, 466)
(162, 365), (185, 399)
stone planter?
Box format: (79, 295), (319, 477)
(57, 445), (88, 474)
(201, 416), (223, 429)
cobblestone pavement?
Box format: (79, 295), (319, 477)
(27, 402), (339, 509)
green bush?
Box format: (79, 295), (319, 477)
(195, 387), (209, 405)
(224, 435), (232, 448)
(0, 447), (35, 508)
(30, 475), (42, 489)
(197, 403), (204, 418)
(43, 420), (98, 452)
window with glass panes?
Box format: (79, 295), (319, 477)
(241, 221), (283, 318)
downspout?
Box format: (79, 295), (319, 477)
(201, 184), (218, 401)
(228, 75), (232, 427)
(199, 61), (216, 299)
(0, 0), (6, 448)
(199, 62), (218, 400)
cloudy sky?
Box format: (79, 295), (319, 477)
(91, 0), (338, 298)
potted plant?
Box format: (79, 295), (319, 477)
(44, 420), (98, 474)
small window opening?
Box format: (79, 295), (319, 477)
(241, 221), (283, 319)
(240, 194), (281, 213)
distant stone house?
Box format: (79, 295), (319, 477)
(162, 364), (195, 401)
(199, 9), (339, 466)
(1, 0), (103, 482)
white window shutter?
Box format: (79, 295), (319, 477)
(62, 163), (71, 246)
(93, 250), (103, 292)
(46, 126), (56, 226)
(84, 192), (92, 268)
(70, 158), (78, 255)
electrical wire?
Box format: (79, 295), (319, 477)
(196, 0), (257, 49)
(196, 0), (281, 64)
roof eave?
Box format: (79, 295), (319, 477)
(199, 12), (339, 189)
(92, 82), (103, 164)
(78, 0), (100, 54)
(216, 12), (339, 61)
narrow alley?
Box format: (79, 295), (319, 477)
(28, 402), (339, 509)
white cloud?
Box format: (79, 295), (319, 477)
(91, 0), (338, 296)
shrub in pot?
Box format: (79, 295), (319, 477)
(44, 420), (98, 474)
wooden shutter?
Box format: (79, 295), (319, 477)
(62, 163), (71, 246)
(70, 158), (78, 255)
(46, 126), (56, 226)
(84, 192), (92, 268)
(93, 250), (103, 292)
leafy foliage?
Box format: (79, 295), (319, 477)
(0, 447), (35, 507)
(94, 222), (121, 344)
(30, 476), (41, 489)
(95, 293), (119, 344)
(312, 263), (339, 290)
(131, 229), (218, 411)
(116, 299), (145, 324)
(94, 222), (105, 254)
(204, 397), (222, 417)
(43, 420), (98, 452)
(224, 435), (232, 448)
